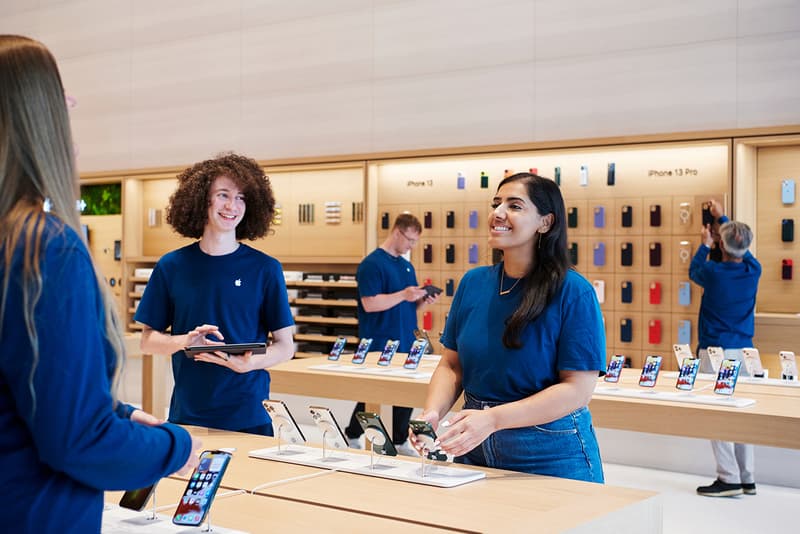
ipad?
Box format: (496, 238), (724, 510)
(183, 342), (266, 357)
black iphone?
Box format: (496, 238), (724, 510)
(119, 484), (156, 511)
(355, 412), (397, 456)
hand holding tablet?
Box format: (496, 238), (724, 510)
(183, 342), (267, 359)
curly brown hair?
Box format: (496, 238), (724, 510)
(166, 153), (275, 240)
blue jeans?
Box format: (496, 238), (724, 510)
(455, 392), (604, 483)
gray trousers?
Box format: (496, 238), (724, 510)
(712, 440), (755, 484)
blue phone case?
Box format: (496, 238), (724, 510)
(593, 242), (606, 266)
(782, 179), (796, 204)
(445, 279), (454, 296)
(594, 206), (605, 228)
(469, 210), (479, 229)
(677, 320), (691, 345)
(457, 172), (465, 189)
(468, 244), (479, 264)
(620, 319), (632, 342)
(678, 282), (691, 306)
(620, 281), (633, 303)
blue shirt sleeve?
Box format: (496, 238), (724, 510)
(689, 244), (711, 287)
(134, 260), (172, 331)
(556, 279), (606, 372)
(4, 237), (191, 491)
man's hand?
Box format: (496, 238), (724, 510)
(709, 199), (724, 219)
(701, 224), (714, 247)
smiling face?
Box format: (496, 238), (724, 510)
(488, 180), (553, 255)
(206, 175), (246, 235)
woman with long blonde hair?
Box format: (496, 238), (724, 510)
(0, 35), (197, 532)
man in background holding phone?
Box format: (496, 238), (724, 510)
(690, 199), (761, 497)
(344, 213), (438, 453)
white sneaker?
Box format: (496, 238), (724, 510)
(395, 440), (420, 457)
(347, 435), (365, 449)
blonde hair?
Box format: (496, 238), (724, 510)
(0, 35), (124, 414)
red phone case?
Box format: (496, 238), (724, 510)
(648, 319), (662, 345)
(423, 311), (433, 331)
(783, 259), (793, 280)
(649, 281), (662, 305)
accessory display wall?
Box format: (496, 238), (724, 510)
(755, 145), (799, 313)
(374, 140), (730, 369)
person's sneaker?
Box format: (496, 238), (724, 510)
(347, 435), (364, 450)
(696, 479), (743, 497)
(742, 483), (757, 495)
(394, 440), (420, 457)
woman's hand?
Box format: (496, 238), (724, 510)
(174, 436), (203, 476)
(435, 409), (498, 458)
(408, 410), (441, 454)
(130, 409), (163, 426)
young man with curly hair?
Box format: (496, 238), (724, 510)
(135, 153), (295, 435)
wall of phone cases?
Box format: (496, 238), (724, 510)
(755, 145), (799, 313)
(374, 140), (730, 369)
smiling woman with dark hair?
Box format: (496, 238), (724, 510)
(413, 172), (606, 483)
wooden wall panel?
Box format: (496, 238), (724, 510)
(755, 145), (800, 313)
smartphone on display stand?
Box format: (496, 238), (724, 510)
(672, 343), (693, 368)
(780, 351), (797, 381)
(714, 359), (742, 396)
(638, 355), (663, 388)
(741, 348), (765, 378)
(377, 339), (400, 366)
(119, 484), (156, 511)
(172, 450), (232, 527)
(355, 412), (397, 456)
(328, 336), (347, 361)
(261, 399), (306, 444)
(676, 358), (701, 391)
(403, 338), (430, 370)
(309, 405), (349, 451)
(604, 354), (626, 383)
(351, 337), (373, 365)
(409, 419), (446, 460)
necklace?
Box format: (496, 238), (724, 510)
(499, 270), (522, 295)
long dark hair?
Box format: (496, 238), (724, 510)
(500, 173), (570, 349)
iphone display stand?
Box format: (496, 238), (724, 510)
(147, 484), (158, 521)
(308, 363), (433, 380)
(319, 425), (343, 460)
(364, 428), (386, 470)
(593, 387), (756, 407)
(415, 434), (436, 478)
(273, 417), (294, 455)
(202, 490), (247, 533)
(249, 445), (485, 488)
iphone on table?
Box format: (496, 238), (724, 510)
(638, 355), (663, 388)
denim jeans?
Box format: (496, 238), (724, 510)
(454, 392), (604, 483)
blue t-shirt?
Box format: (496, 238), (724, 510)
(689, 243), (761, 350)
(1, 216), (191, 533)
(134, 242), (294, 430)
(441, 264), (605, 403)
(356, 248), (419, 352)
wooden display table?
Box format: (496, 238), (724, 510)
(105, 427), (661, 533)
(269, 356), (800, 450)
